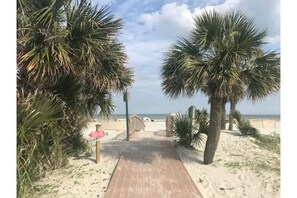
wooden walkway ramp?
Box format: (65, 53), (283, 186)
(104, 131), (203, 198)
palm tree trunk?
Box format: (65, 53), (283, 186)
(221, 100), (227, 130)
(228, 99), (236, 130)
(204, 97), (222, 164)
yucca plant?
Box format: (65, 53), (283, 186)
(173, 113), (205, 148)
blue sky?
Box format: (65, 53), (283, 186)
(92, 0), (280, 115)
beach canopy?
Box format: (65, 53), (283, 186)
(143, 117), (151, 122)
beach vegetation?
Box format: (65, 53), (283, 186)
(227, 83), (246, 130)
(232, 110), (260, 137)
(254, 134), (280, 154)
(225, 158), (280, 174)
(161, 10), (280, 164)
(193, 108), (209, 135)
(173, 113), (206, 148)
(233, 110), (280, 154)
(17, 0), (133, 197)
(17, 90), (68, 197)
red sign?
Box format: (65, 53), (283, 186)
(88, 130), (105, 139)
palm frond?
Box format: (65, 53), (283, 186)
(161, 10), (279, 103)
(173, 113), (205, 148)
(17, 89), (67, 197)
(243, 51), (280, 100)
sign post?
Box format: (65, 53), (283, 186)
(124, 90), (130, 141)
(188, 105), (196, 134)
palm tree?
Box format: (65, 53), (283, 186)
(227, 82), (245, 131)
(226, 48), (280, 131)
(221, 97), (228, 130)
(17, 0), (133, 196)
(161, 11), (280, 164)
(17, 0), (133, 133)
(17, 0), (133, 96)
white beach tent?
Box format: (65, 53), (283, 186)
(142, 117), (151, 122)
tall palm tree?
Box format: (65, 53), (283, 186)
(161, 11), (280, 164)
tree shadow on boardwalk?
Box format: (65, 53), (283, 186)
(100, 132), (205, 165)
(97, 130), (184, 165)
(121, 138), (182, 164)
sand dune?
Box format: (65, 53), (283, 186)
(176, 130), (280, 198)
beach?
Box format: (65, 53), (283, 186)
(33, 118), (280, 198)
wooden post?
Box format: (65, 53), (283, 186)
(96, 124), (101, 131)
(96, 141), (100, 163)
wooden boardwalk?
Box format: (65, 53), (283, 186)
(104, 131), (203, 198)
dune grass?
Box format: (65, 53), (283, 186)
(254, 134), (280, 154)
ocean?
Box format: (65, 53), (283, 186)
(96, 114), (280, 122)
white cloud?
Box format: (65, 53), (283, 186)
(193, 0), (239, 16)
(137, 0), (279, 40)
(124, 39), (171, 89)
(125, 39), (170, 65)
(138, 0), (241, 40)
(139, 3), (194, 39)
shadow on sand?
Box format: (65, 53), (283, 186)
(221, 130), (242, 136)
(78, 131), (206, 165)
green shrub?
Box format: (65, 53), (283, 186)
(17, 90), (68, 197)
(232, 111), (280, 154)
(173, 113), (205, 148)
(232, 110), (259, 137)
(232, 110), (242, 123)
(237, 120), (260, 137)
(254, 134), (280, 154)
(194, 108), (209, 135)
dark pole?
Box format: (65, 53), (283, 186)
(124, 90), (129, 141)
(188, 105), (195, 135)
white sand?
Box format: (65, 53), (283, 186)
(250, 119), (280, 135)
(33, 123), (129, 198)
(176, 131), (280, 198)
(33, 119), (280, 198)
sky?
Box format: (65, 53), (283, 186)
(93, 0), (280, 115)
